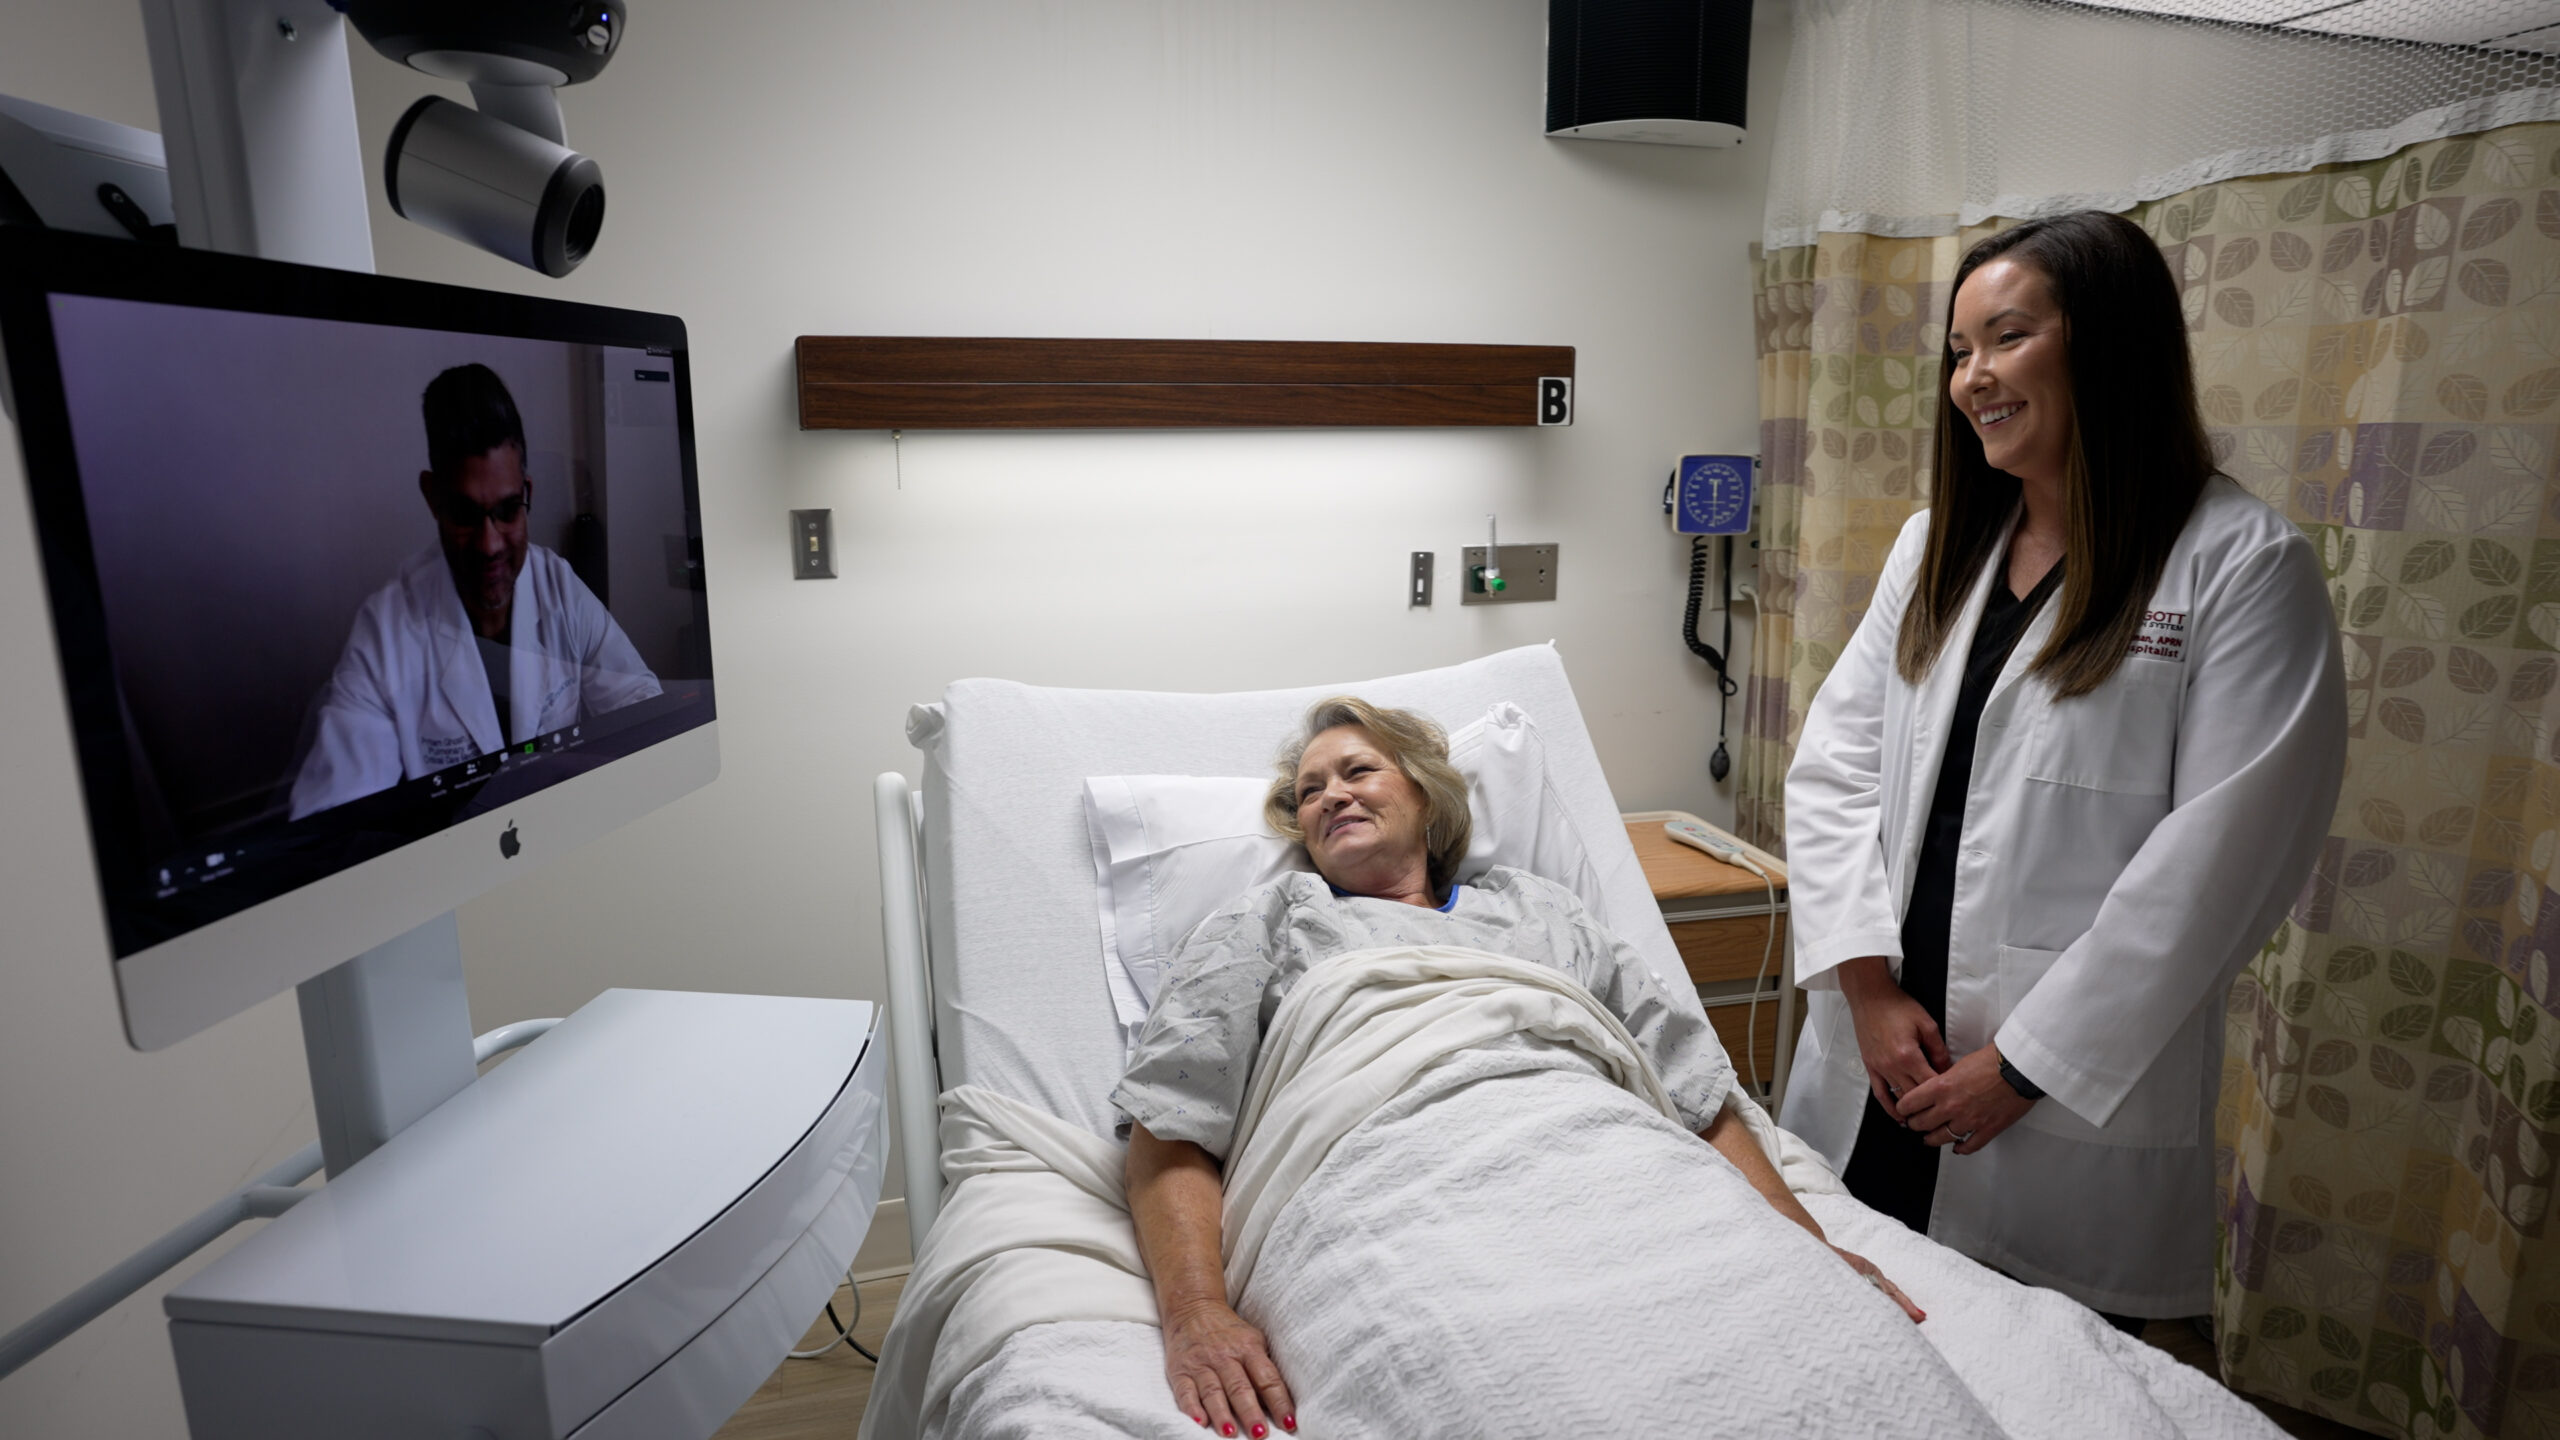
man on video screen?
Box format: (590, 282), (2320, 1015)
(290, 364), (660, 819)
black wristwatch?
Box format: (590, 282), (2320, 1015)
(1999, 1056), (2045, 1101)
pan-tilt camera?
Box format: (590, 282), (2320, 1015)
(345, 1), (622, 277)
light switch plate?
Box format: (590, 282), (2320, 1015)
(1460, 543), (1557, 604)
(1410, 551), (1433, 607)
(791, 509), (835, 579)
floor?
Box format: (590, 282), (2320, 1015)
(714, 1277), (2375, 1440)
(715, 1275), (903, 1440)
(2135, 1318), (2371, 1440)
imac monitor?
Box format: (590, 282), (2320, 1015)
(0, 228), (718, 1050)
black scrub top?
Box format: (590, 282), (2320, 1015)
(1841, 556), (2062, 1233)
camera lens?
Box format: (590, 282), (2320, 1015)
(385, 96), (606, 277)
(560, 178), (605, 268)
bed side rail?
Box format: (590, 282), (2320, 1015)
(874, 771), (942, 1255)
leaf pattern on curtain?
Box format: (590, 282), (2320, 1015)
(2152, 123), (2560, 1440)
(1748, 117), (2560, 1440)
(1743, 230), (1983, 849)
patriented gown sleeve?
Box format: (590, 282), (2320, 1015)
(1786, 511), (1932, 988)
(1109, 881), (1294, 1163)
(1507, 871), (1737, 1132)
(1995, 532), (2346, 1127)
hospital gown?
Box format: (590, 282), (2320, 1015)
(1112, 865), (1735, 1160)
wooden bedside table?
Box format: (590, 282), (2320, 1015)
(1623, 811), (1799, 1108)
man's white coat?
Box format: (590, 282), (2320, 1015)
(289, 544), (661, 818)
(1782, 477), (2346, 1314)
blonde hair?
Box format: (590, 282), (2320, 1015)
(1264, 696), (1473, 892)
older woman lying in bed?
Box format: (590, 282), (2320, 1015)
(1112, 697), (1920, 1438)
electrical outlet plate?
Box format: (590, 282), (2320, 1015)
(1459, 543), (1557, 604)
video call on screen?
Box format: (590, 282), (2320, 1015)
(48, 293), (710, 929)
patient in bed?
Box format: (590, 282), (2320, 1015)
(1112, 697), (1921, 1439)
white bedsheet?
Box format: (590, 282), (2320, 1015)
(866, 947), (2280, 1439)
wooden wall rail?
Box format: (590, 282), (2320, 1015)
(795, 337), (1575, 430)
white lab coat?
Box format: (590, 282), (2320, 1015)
(1782, 477), (2346, 1315)
(289, 544), (662, 819)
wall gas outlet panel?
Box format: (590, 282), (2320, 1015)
(1461, 544), (1558, 604)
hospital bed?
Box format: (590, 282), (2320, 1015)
(865, 643), (2283, 1439)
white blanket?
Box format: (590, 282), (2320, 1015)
(865, 946), (2279, 1439)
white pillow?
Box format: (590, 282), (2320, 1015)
(1081, 702), (1611, 1035)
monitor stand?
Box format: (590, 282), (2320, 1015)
(295, 913), (477, 1176)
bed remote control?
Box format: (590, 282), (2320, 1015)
(1663, 818), (1764, 876)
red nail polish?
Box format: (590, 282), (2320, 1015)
(1254, 1427), (1268, 1438)
(1284, 1417), (1298, 1432)
(1222, 1426), (1235, 1438)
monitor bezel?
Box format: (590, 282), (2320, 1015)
(0, 227), (720, 1051)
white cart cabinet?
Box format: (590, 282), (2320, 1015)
(166, 989), (888, 1440)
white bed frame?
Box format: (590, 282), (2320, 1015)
(874, 772), (946, 1259)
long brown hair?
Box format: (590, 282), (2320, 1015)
(1896, 210), (2215, 698)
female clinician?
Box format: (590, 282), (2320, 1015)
(1781, 209), (2348, 1329)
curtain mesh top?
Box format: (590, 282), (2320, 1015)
(1765, 0), (2560, 247)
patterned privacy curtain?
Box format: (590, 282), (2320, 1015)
(2164, 123), (2560, 1439)
(1749, 120), (2560, 1438)
(1740, 229), (1983, 850)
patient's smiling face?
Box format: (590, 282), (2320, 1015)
(1294, 725), (1434, 901)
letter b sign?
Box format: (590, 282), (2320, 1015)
(1537, 377), (1573, 426)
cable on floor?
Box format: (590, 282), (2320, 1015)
(788, 1271), (879, 1363)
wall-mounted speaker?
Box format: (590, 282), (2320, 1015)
(1546, 0), (1753, 148)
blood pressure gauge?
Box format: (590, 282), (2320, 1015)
(1672, 455), (1754, 536)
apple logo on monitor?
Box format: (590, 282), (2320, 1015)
(500, 822), (521, 859)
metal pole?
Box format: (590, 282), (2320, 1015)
(0, 1144), (318, 1382)
(0, 1016), (560, 1382)
(296, 912), (479, 1178)
(135, 0), (374, 269)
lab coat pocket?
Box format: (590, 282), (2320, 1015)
(2024, 660), (2181, 796)
(1998, 944), (2200, 1149)
(2011, 665), (2180, 926)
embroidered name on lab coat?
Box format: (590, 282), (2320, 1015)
(2130, 610), (2189, 662)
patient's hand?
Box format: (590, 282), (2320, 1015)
(1162, 1298), (1296, 1436)
(1831, 1245), (1926, 1324)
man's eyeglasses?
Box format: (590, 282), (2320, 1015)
(433, 484), (533, 530)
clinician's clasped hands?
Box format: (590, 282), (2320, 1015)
(1838, 956), (2035, 1157)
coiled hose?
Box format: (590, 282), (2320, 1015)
(1684, 534), (1738, 780)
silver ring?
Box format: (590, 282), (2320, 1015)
(1952, 1129), (1976, 1144)
(1864, 1271), (1887, 1292)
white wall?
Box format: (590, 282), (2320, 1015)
(0, 2), (1787, 1434)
